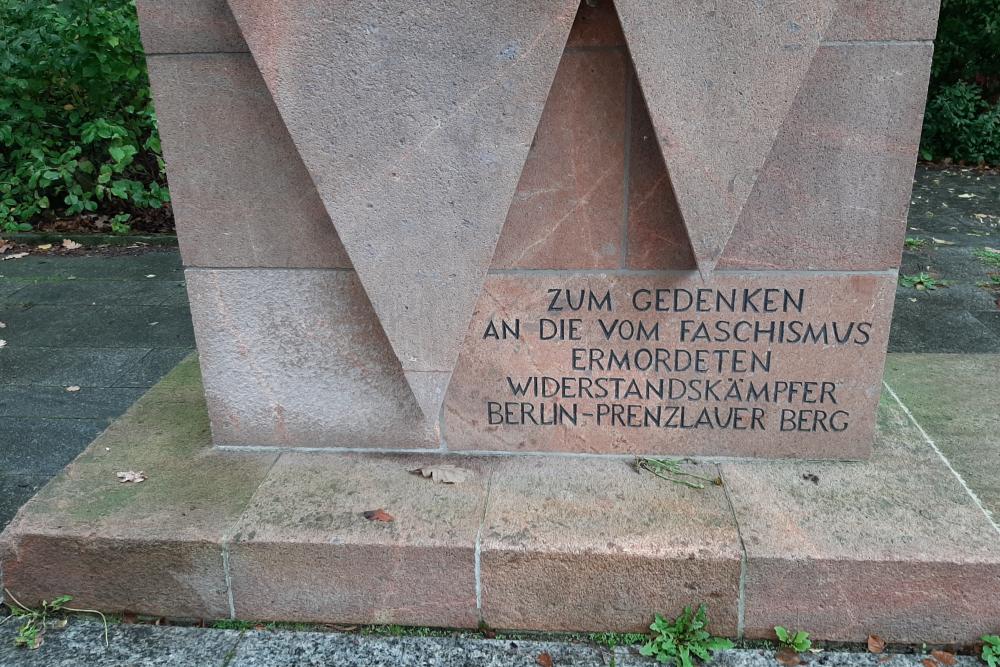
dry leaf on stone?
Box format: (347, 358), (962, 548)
(61, 239), (83, 250)
(0, 322), (6, 328)
(2, 252), (29, 261)
(0, 239), (11, 253)
(868, 635), (886, 654)
(363, 508), (394, 522)
(409, 464), (474, 484)
(536, 652), (553, 667)
(117, 471), (147, 484)
(0, 340), (6, 349)
(776, 647), (802, 666)
(66, 385), (81, 392)
(932, 651), (956, 666)
(36, 244), (52, 251)
(931, 237), (956, 246)
(922, 659), (938, 667)
(958, 193), (977, 198)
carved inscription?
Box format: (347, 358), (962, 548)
(444, 274), (894, 457)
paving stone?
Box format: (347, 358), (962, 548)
(0, 279), (26, 300)
(616, 0), (835, 272)
(0, 347), (150, 386)
(0, 253), (183, 281)
(5, 279), (186, 306)
(185, 268), (437, 449)
(229, 453), (491, 628)
(112, 348), (195, 388)
(721, 395), (1000, 643)
(973, 310), (1000, 337)
(825, 0), (941, 41)
(0, 386), (146, 419)
(136, 0), (248, 54)
(225, 0), (580, 421)
(885, 353), (1000, 518)
(0, 619), (242, 667)
(888, 299), (1000, 353)
(492, 48), (627, 270)
(146, 54), (351, 269)
(480, 456), (741, 634)
(0, 474), (48, 531)
(0, 357), (276, 620)
(0, 418), (108, 476)
(0, 304), (194, 348)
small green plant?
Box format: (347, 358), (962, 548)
(110, 212), (132, 235)
(591, 631), (647, 665)
(3, 588), (107, 649)
(983, 635), (1000, 667)
(635, 458), (722, 490)
(774, 626), (812, 652)
(973, 248), (1000, 268)
(899, 272), (950, 291)
(212, 619), (257, 631)
(639, 606), (733, 667)
(905, 237), (928, 251)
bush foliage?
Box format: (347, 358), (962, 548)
(920, 0), (1000, 164)
(0, 0), (168, 233)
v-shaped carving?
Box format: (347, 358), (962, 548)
(225, 0), (579, 422)
(615, 0), (836, 274)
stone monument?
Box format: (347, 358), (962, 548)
(8, 0), (999, 645)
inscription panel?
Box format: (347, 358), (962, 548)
(443, 272), (895, 459)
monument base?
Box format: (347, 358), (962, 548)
(2, 355), (998, 643)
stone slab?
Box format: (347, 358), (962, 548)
(491, 48), (627, 270)
(0, 253), (183, 281)
(0, 386), (146, 419)
(445, 271), (896, 458)
(3, 278), (185, 306)
(0, 347), (150, 386)
(136, 0), (248, 54)
(0, 474), (47, 531)
(0, 418), (109, 476)
(825, 0), (941, 41)
(4, 354), (1000, 642)
(479, 457), (741, 633)
(722, 393), (1000, 643)
(146, 54), (351, 270)
(0, 356), (277, 620)
(185, 268), (438, 449)
(112, 347), (198, 388)
(0, 304), (193, 348)
(885, 353), (1000, 517)
(888, 300), (1000, 353)
(228, 453), (491, 627)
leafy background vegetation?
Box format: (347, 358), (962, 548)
(920, 0), (1000, 165)
(0, 0), (997, 234)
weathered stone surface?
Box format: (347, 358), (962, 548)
(185, 268), (438, 449)
(147, 54), (350, 269)
(0, 356), (276, 619)
(826, 0), (941, 41)
(224, 0), (580, 421)
(444, 272), (895, 458)
(491, 49), (627, 270)
(480, 456), (741, 633)
(565, 0), (626, 47)
(228, 453), (491, 627)
(136, 0), (248, 54)
(884, 353), (1000, 518)
(625, 74), (696, 270)
(717, 43), (933, 271)
(722, 395), (1000, 643)
(615, 0), (836, 273)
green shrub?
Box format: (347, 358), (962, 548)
(920, 0), (1000, 164)
(0, 0), (168, 233)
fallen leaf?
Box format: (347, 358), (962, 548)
(61, 239), (83, 250)
(0, 340), (6, 349)
(0, 322), (6, 328)
(931, 237), (956, 245)
(922, 659), (938, 667)
(536, 652), (553, 667)
(117, 471), (147, 484)
(776, 647), (802, 666)
(932, 651), (956, 666)
(957, 193), (977, 198)
(36, 243), (53, 251)
(145, 274), (156, 278)
(363, 508), (394, 522)
(1, 252), (29, 261)
(984, 247), (1000, 255)
(66, 385), (81, 392)
(0, 239), (11, 253)
(868, 635), (886, 654)
(410, 464), (475, 484)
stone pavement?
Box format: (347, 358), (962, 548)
(0, 618), (987, 667)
